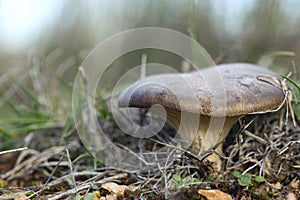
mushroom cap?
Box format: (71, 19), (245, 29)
(118, 63), (285, 116)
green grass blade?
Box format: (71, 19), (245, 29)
(281, 75), (300, 93)
(264, 51), (295, 57)
(10, 121), (64, 135)
(8, 75), (40, 107)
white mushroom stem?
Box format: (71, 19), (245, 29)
(158, 108), (240, 169)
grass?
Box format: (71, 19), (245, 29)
(0, 76), (66, 150)
(0, 51), (299, 199)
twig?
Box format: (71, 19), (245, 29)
(35, 151), (66, 200)
(66, 149), (77, 193)
(243, 130), (268, 145)
(79, 67), (103, 149)
(0, 147), (28, 155)
(2, 146), (67, 180)
(47, 173), (128, 200)
(115, 143), (156, 166)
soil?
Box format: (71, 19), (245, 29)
(0, 110), (299, 199)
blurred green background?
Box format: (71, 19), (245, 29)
(0, 0), (300, 150)
(1, 0), (299, 116)
(0, 0), (299, 74)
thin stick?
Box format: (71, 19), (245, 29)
(66, 149), (77, 194)
(243, 130), (268, 145)
(47, 173), (127, 200)
(0, 147), (28, 155)
(35, 151), (66, 200)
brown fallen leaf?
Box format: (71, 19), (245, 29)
(100, 194), (117, 200)
(272, 182), (282, 190)
(94, 190), (101, 197)
(14, 193), (27, 200)
(101, 182), (128, 197)
(129, 185), (139, 192)
(290, 180), (299, 189)
(240, 196), (251, 200)
(198, 189), (232, 200)
(286, 191), (297, 200)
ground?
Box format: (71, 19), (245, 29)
(0, 109), (299, 200)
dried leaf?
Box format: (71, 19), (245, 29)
(129, 185), (139, 192)
(287, 191), (297, 200)
(240, 196), (251, 200)
(272, 182), (282, 189)
(100, 194), (117, 200)
(14, 193), (27, 200)
(198, 189), (232, 200)
(290, 180), (299, 189)
(101, 182), (128, 197)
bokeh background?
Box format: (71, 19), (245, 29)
(0, 0), (299, 73)
(0, 0), (300, 117)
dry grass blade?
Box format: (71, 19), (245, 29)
(47, 173), (128, 200)
(78, 66), (103, 154)
(243, 130), (268, 145)
(0, 147), (28, 155)
(225, 113), (300, 183)
(1, 143), (75, 180)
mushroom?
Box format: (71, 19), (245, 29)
(118, 63), (286, 169)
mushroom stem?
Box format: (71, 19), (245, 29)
(196, 116), (239, 169)
(163, 108), (240, 169)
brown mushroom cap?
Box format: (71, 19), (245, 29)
(118, 63), (285, 116)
